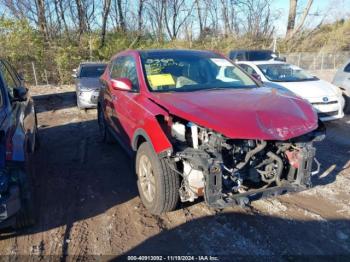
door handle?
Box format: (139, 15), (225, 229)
(112, 95), (117, 101)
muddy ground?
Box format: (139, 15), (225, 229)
(0, 85), (349, 260)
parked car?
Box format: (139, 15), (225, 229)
(332, 59), (350, 113)
(73, 62), (107, 109)
(98, 49), (324, 215)
(228, 49), (286, 62)
(0, 59), (39, 229)
(237, 61), (345, 122)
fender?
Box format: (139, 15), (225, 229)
(132, 121), (172, 156)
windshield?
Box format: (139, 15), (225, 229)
(141, 52), (257, 92)
(79, 65), (106, 78)
(247, 51), (274, 61)
(258, 63), (317, 82)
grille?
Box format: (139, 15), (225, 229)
(318, 111), (339, 118)
(312, 101), (338, 106)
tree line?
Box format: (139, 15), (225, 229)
(1, 0), (314, 46)
(2, 0), (344, 85)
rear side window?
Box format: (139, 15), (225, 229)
(344, 63), (350, 73)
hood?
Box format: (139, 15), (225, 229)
(151, 87), (318, 140)
(77, 77), (101, 90)
(270, 79), (338, 99)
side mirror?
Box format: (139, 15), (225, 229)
(111, 78), (133, 91)
(12, 87), (28, 102)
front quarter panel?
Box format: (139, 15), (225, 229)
(131, 95), (172, 154)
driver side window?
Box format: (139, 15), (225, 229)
(0, 61), (20, 99)
(121, 56), (139, 91)
(110, 57), (125, 79)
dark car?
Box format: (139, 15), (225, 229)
(229, 49), (286, 62)
(0, 59), (39, 230)
(72, 62), (107, 109)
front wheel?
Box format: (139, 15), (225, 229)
(136, 142), (179, 215)
(343, 94), (350, 114)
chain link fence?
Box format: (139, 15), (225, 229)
(18, 51), (350, 86)
(282, 52), (350, 71)
(20, 62), (70, 87)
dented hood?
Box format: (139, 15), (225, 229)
(151, 87), (318, 140)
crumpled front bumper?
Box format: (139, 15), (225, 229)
(204, 144), (318, 208)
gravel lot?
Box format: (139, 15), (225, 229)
(0, 85), (349, 259)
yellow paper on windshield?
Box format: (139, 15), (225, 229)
(148, 74), (175, 87)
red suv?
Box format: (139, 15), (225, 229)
(98, 49), (324, 214)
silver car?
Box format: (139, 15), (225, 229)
(73, 62), (107, 109)
(333, 60), (350, 113)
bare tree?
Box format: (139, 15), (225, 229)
(220, 0), (238, 36)
(145, 0), (166, 42)
(35, 0), (48, 40)
(75, 0), (88, 36)
(195, 0), (204, 37)
(235, 0), (275, 40)
(164, 0), (194, 40)
(101, 0), (112, 47)
(117, 0), (126, 32)
(286, 0), (314, 39)
(286, 0), (297, 37)
(137, 0), (145, 35)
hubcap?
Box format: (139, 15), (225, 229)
(138, 154), (156, 202)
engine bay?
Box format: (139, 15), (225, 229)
(161, 115), (325, 207)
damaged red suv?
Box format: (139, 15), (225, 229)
(98, 49), (325, 214)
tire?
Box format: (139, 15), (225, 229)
(15, 169), (36, 229)
(136, 142), (179, 215)
(97, 105), (114, 144)
(343, 94), (350, 114)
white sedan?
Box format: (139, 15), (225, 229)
(236, 61), (345, 122)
